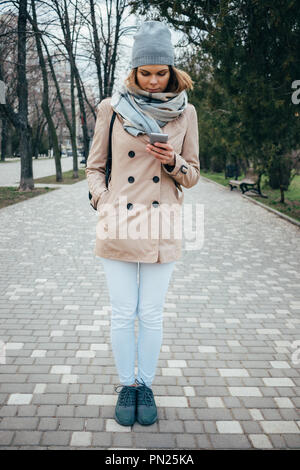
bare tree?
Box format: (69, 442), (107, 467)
(0, 0), (137, 181)
(0, 12), (18, 161)
(58, 0), (135, 163)
(17, 0), (33, 189)
(0, 0), (34, 190)
(86, 0), (135, 101)
(29, 0), (63, 180)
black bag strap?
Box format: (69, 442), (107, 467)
(105, 110), (117, 188)
(88, 109), (116, 209)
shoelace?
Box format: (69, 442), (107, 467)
(114, 385), (137, 406)
(135, 378), (155, 407)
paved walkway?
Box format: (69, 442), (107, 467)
(0, 157), (80, 185)
(0, 168), (299, 449)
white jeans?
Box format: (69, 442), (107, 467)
(99, 257), (176, 387)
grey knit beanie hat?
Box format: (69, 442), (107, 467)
(131, 21), (174, 68)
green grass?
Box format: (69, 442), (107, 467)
(202, 170), (300, 223)
(34, 168), (86, 184)
(0, 186), (57, 209)
(0, 167), (86, 209)
(0, 167), (85, 209)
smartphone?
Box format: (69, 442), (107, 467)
(149, 133), (168, 144)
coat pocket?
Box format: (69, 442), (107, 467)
(173, 181), (184, 204)
(96, 189), (110, 211)
(174, 180), (183, 192)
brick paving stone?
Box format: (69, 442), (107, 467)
(175, 434), (197, 448)
(70, 431), (92, 447)
(132, 421), (159, 432)
(38, 418), (58, 431)
(111, 433), (134, 448)
(274, 397), (294, 408)
(0, 431), (14, 445)
(283, 435), (300, 449)
(176, 408), (196, 419)
(183, 420), (204, 433)
(269, 435), (290, 449)
(31, 394), (68, 405)
(223, 397), (242, 408)
(0, 406), (17, 417)
(240, 421), (264, 434)
(162, 408), (177, 420)
(17, 406), (38, 416)
(12, 431), (42, 446)
(58, 418), (85, 431)
(1, 170), (300, 448)
(134, 433), (176, 449)
(216, 421), (243, 434)
(99, 406), (115, 419)
(279, 409), (300, 420)
(260, 421), (300, 434)
(85, 418), (105, 432)
(92, 432), (112, 448)
(195, 409), (233, 420)
(210, 434), (252, 449)
(41, 431), (71, 446)
(0, 417), (38, 430)
(195, 434), (213, 449)
(261, 409), (283, 420)
(203, 421), (218, 434)
(158, 420), (184, 433)
(67, 395), (86, 405)
(206, 397), (225, 408)
(240, 398), (277, 408)
(249, 409), (264, 420)
(106, 419), (132, 433)
(36, 405), (57, 417)
(231, 408), (252, 420)
(228, 387), (262, 397)
(249, 434), (273, 449)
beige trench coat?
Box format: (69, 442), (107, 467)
(85, 97), (200, 264)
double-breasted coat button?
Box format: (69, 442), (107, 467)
(128, 176), (135, 183)
(152, 201), (159, 208)
(127, 203), (133, 210)
(128, 150), (135, 158)
(153, 176), (159, 183)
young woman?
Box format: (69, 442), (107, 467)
(85, 21), (200, 427)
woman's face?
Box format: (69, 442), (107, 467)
(136, 65), (170, 93)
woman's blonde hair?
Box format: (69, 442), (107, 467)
(124, 65), (194, 93)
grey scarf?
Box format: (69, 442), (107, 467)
(110, 84), (188, 136)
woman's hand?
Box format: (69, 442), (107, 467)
(146, 142), (175, 166)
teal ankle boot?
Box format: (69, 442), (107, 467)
(114, 385), (137, 426)
(135, 378), (158, 426)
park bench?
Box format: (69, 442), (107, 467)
(229, 168), (267, 198)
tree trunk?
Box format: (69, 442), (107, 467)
(18, 0), (34, 191)
(31, 0), (62, 181)
(1, 117), (7, 161)
(89, 0), (103, 102)
(70, 69), (78, 178)
(63, 3), (87, 170)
